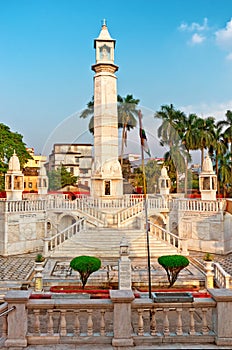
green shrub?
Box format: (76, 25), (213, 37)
(70, 255), (101, 289)
(35, 253), (45, 262)
(158, 255), (189, 288)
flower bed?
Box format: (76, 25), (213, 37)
(49, 286), (141, 299)
(50, 286), (110, 294)
(30, 293), (52, 299)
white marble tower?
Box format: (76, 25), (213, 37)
(199, 154), (217, 200)
(5, 151), (24, 200)
(91, 21), (123, 198)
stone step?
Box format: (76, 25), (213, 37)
(50, 228), (178, 258)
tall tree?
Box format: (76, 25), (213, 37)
(196, 116), (216, 169)
(217, 110), (232, 146)
(217, 153), (232, 197)
(217, 110), (232, 176)
(208, 122), (228, 193)
(154, 104), (187, 193)
(47, 165), (78, 191)
(117, 94), (140, 165)
(144, 159), (161, 194)
(182, 113), (201, 196)
(0, 123), (32, 190)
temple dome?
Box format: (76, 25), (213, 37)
(202, 155), (214, 174)
(39, 164), (47, 176)
(8, 150), (20, 172)
(161, 166), (168, 178)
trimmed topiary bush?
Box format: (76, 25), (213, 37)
(158, 255), (189, 288)
(70, 255), (101, 289)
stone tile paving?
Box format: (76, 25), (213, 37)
(191, 251), (232, 276)
(0, 251), (232, 286)
(0, 256), (35, 282)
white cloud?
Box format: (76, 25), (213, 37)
(190, 33), (205, 44)
(179, 18), (208, 32)
(226, 52), (232, 60)
(215, 18), (232, 50)
(180, 100), (232, 121)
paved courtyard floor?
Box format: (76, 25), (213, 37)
(0, 251), (232, 293)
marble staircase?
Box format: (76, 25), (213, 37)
(49, 227), (178, 259)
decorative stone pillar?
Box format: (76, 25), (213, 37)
(199, 154), (217, 200)
(158, 166), (171, 196)
(118, 237), (131, 290)
(110, 290), (135, 347)
(5, 150), (24, 201)
(34, 262), (44, 292)
(205, 261), (214, 289)
(209, 289), (232, 346)
(37, 164), (48, 195)
(4, 290), (31, 347)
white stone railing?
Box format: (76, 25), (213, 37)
(2, 196), (227, 216)
(47, 198), (106, 224)
(214, 262), (231, 288)
(177, 199), (226, 212)
(148, 197), (171, 211)
(4, 199), (46, 212)
(149, 222), (188, 255)
(132, 298), (216, 343)
(43, 219), (85, 255)
(79, 194), (144, 210)
(6, 289), (232, 347)
(26, 298), (114, 345)
(117, 201), (144, 227)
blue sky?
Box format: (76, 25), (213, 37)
(1, 0), (232, 161)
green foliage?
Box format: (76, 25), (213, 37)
(35, 253), (45, 262)
(0, 123), (32, 190)
(47, 165), (78, 191)
(204, 253), (213, 261)
(158, 255), (189, 288)
(145, 159), (161, 193)
(70, 255), (101, 289)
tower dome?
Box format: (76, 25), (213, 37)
(8, 150), (20, 172)
(161, 166), (168, 177)
(202, 154), (214, 174)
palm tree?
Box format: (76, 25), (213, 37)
(80, 94), (140, 165)
(196, 116), (216, 169)
(155, 104), (186, 147)
(181, 113), (200, 197)
(154, 104), (187, 193)
(117, 95), (140, 165)
(218, 110), (232, 154)
(79, 96), (94, 134)
(217, 110), (232, 176)
(163, 143), (186, 193)
(217, 153), (232, 197)
(208, 122), (228, 193)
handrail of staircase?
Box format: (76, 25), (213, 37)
(149, 222), (188, 255)
(0, 305), (15, 318)
(43, 218), (85, 255)
(117, 201), (144, 227)
(214, 262), (231, 289)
